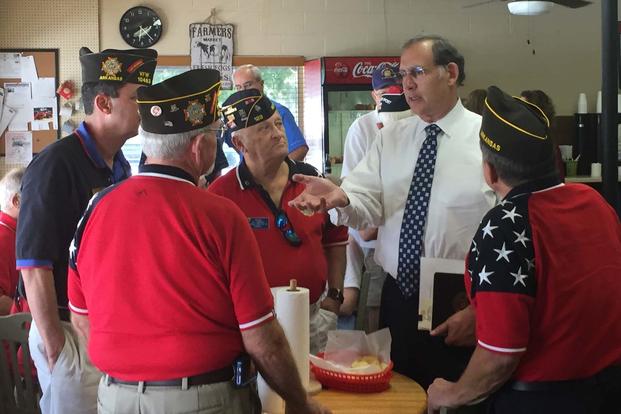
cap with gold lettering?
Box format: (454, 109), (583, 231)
(79, 47), (157, 86)
(221, 89), (276, 133)
(480, 85), (553, 166)
(137, 69), (221, 134)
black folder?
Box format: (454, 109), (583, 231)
(431, 272), (468, 330)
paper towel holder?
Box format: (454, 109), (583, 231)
(287, 279), (299, 291)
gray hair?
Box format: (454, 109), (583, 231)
(140, 126), (210, 160)
(480, 141), (556, 187)
(402, 34), (466, 86)
(234, 64), (262, 81)
(0, 167), (25, 211)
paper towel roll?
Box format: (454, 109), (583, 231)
(257, 283), (310, 413)
(275, 284), (310, 390)
(591, 162), (602, 178)
(577, 93), (588, 114)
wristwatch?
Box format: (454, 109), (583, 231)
(326, 288), (344, 304)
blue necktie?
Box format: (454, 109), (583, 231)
(396, 124), (441, 299)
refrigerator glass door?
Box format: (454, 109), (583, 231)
(326, 91), (374, 177)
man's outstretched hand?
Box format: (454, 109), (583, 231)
(288, 174), (349, 214)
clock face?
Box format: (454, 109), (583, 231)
(119, 6), (162, 48)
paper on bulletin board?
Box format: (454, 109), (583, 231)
(5, 131), (33, 164)
(417, 257), (465, 331)
(32, 77), (56, 98)
(20, 55), (38, 84)
(4, 82), (33, 130)
(31, 97), (57, 130)
(0, 105), (17, 136)
(0, 53), (21, 78)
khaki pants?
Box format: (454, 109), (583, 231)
(309, 300), (338, 355)
(98, 375), (261, 414)
(29, 320), (102, 414)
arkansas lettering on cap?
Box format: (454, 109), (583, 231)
(372, 63), (400, 90)
(480, 85), (553, 166)
(221, 89), (276, 133)
(137, 69), (221, 134)
(79, 47), (157, 86)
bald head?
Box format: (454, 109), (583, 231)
(233, 64), (264, 93)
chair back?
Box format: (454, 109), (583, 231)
(0, 312), (39, 414)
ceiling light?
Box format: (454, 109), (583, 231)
(507, 1), (554, 15)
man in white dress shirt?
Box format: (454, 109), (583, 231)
(339, 64), (412, 331)
(289, 35), (495, 391)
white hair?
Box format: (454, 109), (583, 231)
(0, 167), (25, 211)
(234, 64), (262, 81)
(140, 126), (211, 160)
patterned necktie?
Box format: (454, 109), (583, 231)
(396, 124), (441, 299)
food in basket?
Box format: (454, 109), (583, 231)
(350, 355), (388, 371)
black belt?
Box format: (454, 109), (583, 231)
(510, 366), (621, 392)
(106, 365), (233, 388)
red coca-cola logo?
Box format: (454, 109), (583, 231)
(333, 62), (349, 78)
(352, 61), (396, 78)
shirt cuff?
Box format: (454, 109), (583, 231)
(68, 301), (89, 315)
(16, 259), (53, 270)
(478, 339), (526, 354)
(239, 310), (275, 331)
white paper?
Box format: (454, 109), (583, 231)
(0, 53), (21, 78)
(0, 105), (17, 135)
(32, 77), (56, 98)
(4, 82), (33, 130)
(0, 87), (5, 115)
(5, 131), (33, 164)
(418, 257), (465, 331)
(20, 56), (38, 83)
(60, 102), (73, 118)
(32, 97), (57, 130)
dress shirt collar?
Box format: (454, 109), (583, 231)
(415, 98), (470, 140)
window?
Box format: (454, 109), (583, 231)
(122, 58), (303, 175)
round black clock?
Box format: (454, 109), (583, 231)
(119, 6), (162, 48)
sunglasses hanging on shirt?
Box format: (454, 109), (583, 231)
(256, 186), (302, 247)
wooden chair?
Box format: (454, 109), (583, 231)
(0, 312), (40, 414)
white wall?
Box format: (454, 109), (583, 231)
(99, 0), (603, 115)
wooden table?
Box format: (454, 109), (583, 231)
(314, 372), (427, 413)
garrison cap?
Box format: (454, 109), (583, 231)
(137, 68), (221, 134)
(221, 89), (276, 133)
(480, 85), (553, 166)
(79, 47), (157, 86)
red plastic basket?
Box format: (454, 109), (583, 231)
(310, 353), (393, 393)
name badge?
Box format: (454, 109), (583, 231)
(248, 217), (269, 230)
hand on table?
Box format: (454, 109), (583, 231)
(427, 378), (457, 414)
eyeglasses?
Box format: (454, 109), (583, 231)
(396, 65), (435, 82)
(235, 80), (260, 91)
(206, 126), (226, 138)
(275, 211), (302, 247)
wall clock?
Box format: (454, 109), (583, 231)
(119, 6), (162, 48)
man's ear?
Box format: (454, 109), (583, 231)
(11, 193), (20, 209)
(445, 62), (459, 86)
(483, 160), (499, 186)
(190, 133), (206, 162)
(231, 133), (246, 154)
(94, 93), (112, 115)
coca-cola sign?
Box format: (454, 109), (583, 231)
(324, 56), (400, 85)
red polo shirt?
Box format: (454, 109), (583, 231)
(465, 179), (621, 381)
(68, 165), (274, 381)
(209, 159), (348, 303)
(0, 212), (18, 300)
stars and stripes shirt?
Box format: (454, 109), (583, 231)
(465, 177), (621, 381)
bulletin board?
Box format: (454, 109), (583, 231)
(0, 48), (60, 155)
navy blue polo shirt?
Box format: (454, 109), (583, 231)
(16, 122), (131, 312)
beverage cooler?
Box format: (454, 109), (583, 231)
(303, 56), (399, 176)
